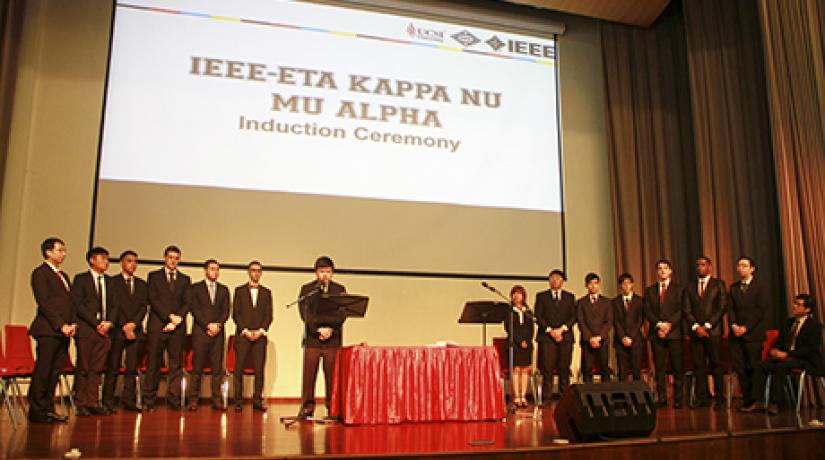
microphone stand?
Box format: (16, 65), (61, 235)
(484, 283), (540, 419)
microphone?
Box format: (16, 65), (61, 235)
(481, 281), (495, 292)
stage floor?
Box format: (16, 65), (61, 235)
(2, 400), (824, 459)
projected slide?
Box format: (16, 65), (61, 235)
(100, 0), (560, 212)
(94, 0), (563, 275)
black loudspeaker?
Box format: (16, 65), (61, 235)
(553, 381), (657, 442)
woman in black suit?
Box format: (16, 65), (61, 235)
(505, 285), (536, 407)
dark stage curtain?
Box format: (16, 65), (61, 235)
(758, 0), (825, 323)
(601, 2), (701, 290)
(681, 0), (785, 323)
(601, 0), (786, 329)
(0, 0), (26, 209)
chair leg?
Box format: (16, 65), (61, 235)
(764, 374), (772, 407)
(2, 380), (19, 428)
(726, 373), (733, 408)
(136, 374), (142, 409)
(796, 371), (806, 413)
(11, 380), (28, 416)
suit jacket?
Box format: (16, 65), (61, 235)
(773, 316), (823, 375)
(534, 289), (577, 343)
(644, 280), (684, 340)
(613, 293), (645, 342)
(147, 268), (191, 334)
(233, 284), (273, 333)
(70, 271), (119, 339)
(504, 308), (536, 346)
(111, 274), (148, 339)
(187, 280), (230, 337)
(29, 262), (75, 338)
(683, 277), (727, 337)
(299, 280), (346, 348)
(577, 294), (613, 344)
(728, 276), (771, 342)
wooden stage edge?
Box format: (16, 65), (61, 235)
(2, 401), (824, 459)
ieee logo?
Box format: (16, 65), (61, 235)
(485, 36), (505, 51)
(451, 30), (480, 47)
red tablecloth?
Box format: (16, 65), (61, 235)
(329, 345), (505, 425)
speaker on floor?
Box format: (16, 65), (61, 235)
(553, 381), (656, 442)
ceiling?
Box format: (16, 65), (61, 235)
(503, 0), (672, 27)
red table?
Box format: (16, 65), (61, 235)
(329, 345), (506, 425)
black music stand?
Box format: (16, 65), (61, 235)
(459, 301), (509, 346)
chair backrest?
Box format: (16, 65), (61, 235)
(4, 325), (35, 370)
(762, 329), (780, 360)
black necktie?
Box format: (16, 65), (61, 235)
(97, 275), (105, 320)
(127, 277), (134, 295)
(741, 282), (749, 293)
(168, 271), (176, 291)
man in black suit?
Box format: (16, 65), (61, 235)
(27, 237), (75, 423)
(143, 245), (191, 410)
(186, 259), (230, 411)
(613, 273), (645, 381)
(534, 269), (576, 400)
(298, 256), (347, 417)
(232, 260), (273, 412)
(577, 273), (613, 383)
(728, 256), (771, 409)
(740, 294), (822, 414)
(103, 250), (148, 412)
(644, 259), (686, 408)
(684, 256), (728, 410)
(70, 246), (118, 416)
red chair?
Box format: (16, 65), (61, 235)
(1, 329), (28, 428)
(58, 353), (76, 414)
(761, 330), (780, 360)
(3, 325), (36, 424)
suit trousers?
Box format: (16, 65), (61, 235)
(233, 336), (267, 405)
(300, 346), (337, 414)
(27, 336), (69, 418)
(75, 333), (112, 408)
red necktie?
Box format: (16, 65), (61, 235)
(699, 279), (706, 297)
(660, 283), (667, 304)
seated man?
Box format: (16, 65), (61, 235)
(740, 294), (823, 415)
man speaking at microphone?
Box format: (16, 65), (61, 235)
(297, 256), (346, 418)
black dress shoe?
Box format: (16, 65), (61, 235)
(673, 401), (683, 409)
(211, 402), (226, 411)
(29, 413), (54, 423)
(712, 399), (725, 411)
(187, 402), (199, 411)
(655, 400), (668, 408)
(122, 403), (142, 412)
(46, 412), (68, 422)
(144, 403), (156, 412)
(75, 406), (92, 417)
(89, 405), (111, 416)
(253, 403), (268, 412)
(168, 401), (182, 411)
(767, 403), (779, 415)
(234, 403), (243, 412)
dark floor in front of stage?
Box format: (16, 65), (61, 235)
(1, 400), (824, 458)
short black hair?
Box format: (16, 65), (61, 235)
(204, 259), (219, 269)
(164, 245), (181, 256)
(247, 260), (262, 269)
(41, 237), (64, 258)
(697, 255), (712, 264)
(86, 246), (109, 265)
(655, 259), (673, 269)
(795, 294), (816, 312)
(314, 256), (334, 270)
(119, 250), (138, 260)
(617, 273), (634, 284)
(584, 272), (600, 284)
(548, 269), (567, 281)
(738, 256), (756, 267)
